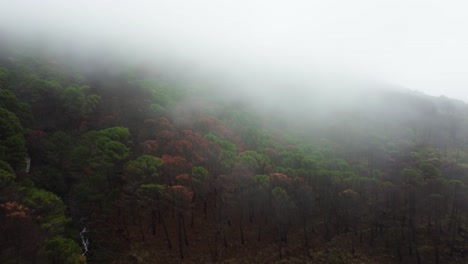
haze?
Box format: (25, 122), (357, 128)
(1, 0), (468, 101)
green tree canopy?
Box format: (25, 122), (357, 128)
(0, 107), (27, 170)
(45, 236), (86, 264)
(21, 187), (69, 235)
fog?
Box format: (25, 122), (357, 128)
(1, 0), (468, 102)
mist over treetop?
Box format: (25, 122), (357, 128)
(2, 0), (468, 101)
(2, 21), (468, 262)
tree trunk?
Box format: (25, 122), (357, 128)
(223, 229), (228, 248)
(191, 207), (195, 228)
(303, 218), (310, 257)
(239, 210), (245, 245)
(396, 235), (403, 262)
(178, 214), (184, 259)
(278, 225), (283, 259)
(151, 209), (157, 236)
(203, 200), (208, 219)
(191, 193), (196, 227)
(161, 216), (172, 249)
(182, 215), (189, 246)
(258, 221), (262, 242)
(138, 209), (145, 242)
(156, 193), (162, 224)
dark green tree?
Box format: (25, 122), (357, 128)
(0, 108), (27, 171)
(45, 236), (86, 264)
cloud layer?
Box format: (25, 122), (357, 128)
(1, 0), (468, 100)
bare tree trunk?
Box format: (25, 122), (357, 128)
(178, 214), (184, 259)
(278, 225), (283, 259)
(214, 229), (219, 262)
(182, 215), (189, 246)
(303, 218), (310, 257)
(156, 194), (162, 224)
(120, 208), (131, 241)
(258, 221), (262, 242)
(138, 209), (145, 242)
(396, 240), (402, 262)
(203, 200), (208, 219)
(223, 229), (228, 248)
(161, 215), (172, 249)
(239, 209), (245, 245)
(151, 209), (156, 236)
(249, 201), (254, 223)
(191, 192), (196, 228)
(191, 207), (195, 228)
(434, 218), (440, 264)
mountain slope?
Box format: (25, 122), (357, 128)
(1, 48), (468, 263)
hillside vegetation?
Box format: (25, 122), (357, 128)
(1, 48), (468, 264)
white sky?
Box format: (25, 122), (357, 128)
(1, 0), (468, 100)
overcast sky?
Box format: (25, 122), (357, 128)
(1, 0), (468, 101)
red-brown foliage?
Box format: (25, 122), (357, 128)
(162, 155), (192, 184)
(141, 140), (159, 155)
(270, 173), (291, 189)
(158, 117), (173, 130)
(175, 174), (191, 186)
(143, 118), (159, 125)
(158, 130), (174, 141)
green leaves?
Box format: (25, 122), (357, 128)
(137, 183), (165, 202)
(0, 108), (27, 170)
(98, 127), (130, 142)
(21, 187), (69, 235)
(0, 160), (15, 190)
(45, 236), (86, 264)
(272, 186), (288, 199)
(219, 150), (238, 170)
(191, 166), (210, 182)
(420, 161), (441, 178)
(139, 183), (165, 193)
(0, 67), (9, 87)
(79, 127), (131, 172)
(46, 131), (74, 167)
(91, 137), (129, 167)
(402, 168), (425, 186)
(255, 174), (270, 189)
(26, 77), (61, 103)
(141, 78), (181, 110)
(80, 94), (100, 117)
(0, 107), (23, 136)
(205, 133), (237, 152)
(0, 89), (18, 111)
(69, 127), (131, 199)
(301, 155), (319, 170)
(446, 179), (465, 189)
(60, 84), (101, 118)
(239, 150), (270, 172)
(125, 155), (163, 186)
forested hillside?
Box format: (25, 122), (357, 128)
(1, 47), (468, 264)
